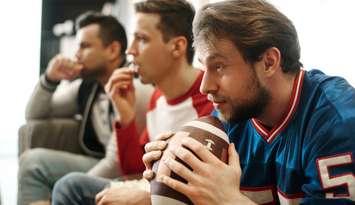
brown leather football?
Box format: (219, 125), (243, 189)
(151, 116), (229, 205)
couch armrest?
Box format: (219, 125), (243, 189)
(18, 118), (84, 156)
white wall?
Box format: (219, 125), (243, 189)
(0, 1), (41, 204)
(269, 0), (355, 85)
(0, 1), (41, 155)
(195, 0), (355, 85)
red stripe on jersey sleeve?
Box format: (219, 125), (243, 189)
(115, 120), (145, 175)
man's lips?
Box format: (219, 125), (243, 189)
(212, 101), (226, 109)
(129, 61), (140, 76)
(207, 94), (226, 104)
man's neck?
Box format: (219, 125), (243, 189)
(97, 58), (123, 86)
(157, 61), (199, 101)
(256, 72), (298, 128)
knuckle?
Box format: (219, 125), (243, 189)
(144, 151), (162, 163)
(189, 187), (202, 199)
(157, 141), (167, 150)
(166, 178), (177, 190)
(142, 153), (150, 164)
(144, 142), (153, 152)
(177, 148), (190, 161)
(153, 150), (162, 159)
(145, 141), (167, 152)
(155, 133), (166, 141)
(143, 170), (155, 180)
(194, 143), (205, 153)
(174, 163), (184, 173)
(142, 152), (154, 164)
(157, 132), (174, 140)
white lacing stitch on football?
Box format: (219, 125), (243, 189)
(183, 120), (228, 142)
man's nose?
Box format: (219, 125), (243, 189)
(126, 43), (137, 56)
(200, 70), (218, 96)
(74, 49), (81, 60)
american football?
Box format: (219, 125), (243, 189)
(151, 116), (229, 205)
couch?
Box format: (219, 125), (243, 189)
(18, 79), (154, 157)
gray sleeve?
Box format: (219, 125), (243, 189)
(25, 75), (82, 120)
(87, 134), (121, 179)
(87, 80), (154, 179)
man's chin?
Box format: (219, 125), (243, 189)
(80, 70), (102, 80)
(138, 76), (152, 85)
(215, 110), (232, 123)
(80, 73), (95, 80)
(218, 109), (252, 124)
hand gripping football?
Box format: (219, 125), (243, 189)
(151, 116), (229, 205)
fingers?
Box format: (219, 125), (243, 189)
(107, 80), (134, 99)
(227, 143), (242, 181)
(61, 59), (82, 78)
(105, 68), (135, 94)
(156, 174), (192, 198)
(47, 55), (83, 80)
(155, 132), (175, 141)
(180, 137), (220, 164)
(105, 70), (135, 105)
(144, 141), (168, 153)
(106, 74), (132, 92)
(170, 143), (206, 170)
(95, 187), (108, 204)
(143, 169), (155, 181)
(142, 132), (174, 180)
(142, 150), (163, 170)
(143, 142), (166, 176)
(162, 156), (196, 182)
(228, 143), (239, 168)
(144, 132), (174, 153)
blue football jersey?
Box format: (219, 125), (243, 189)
(217, 69), (355, 205)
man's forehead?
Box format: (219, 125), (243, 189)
(195, 38), (237, 63)
(136, 13), (160, 29)
(195, 42), (226, 63)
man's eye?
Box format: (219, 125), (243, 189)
(80, 43), (90, 49)
(135, 35), (147, 43)
(214, 64), (225, 71)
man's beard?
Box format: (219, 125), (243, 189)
(228, 85), (270, 123)
(80, 66), (104, 81)
(217, 77), (270, 124)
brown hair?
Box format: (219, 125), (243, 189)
(135, 0), (195, 64)
(76, 11), (127, 57)
(193, 0), (302, 73)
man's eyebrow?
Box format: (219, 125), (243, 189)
(79, 41), (89, 46)
(198, 53), (227, 64)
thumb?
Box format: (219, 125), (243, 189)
(95, 187), (109, 204)
(228, 143), (240, 169)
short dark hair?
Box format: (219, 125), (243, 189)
(134, 0), (195, 64)
(193, 0), (302, 73)
(76, 11), (127, 57)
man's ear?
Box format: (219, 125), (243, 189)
(170, 36), (187, 58)
(107, 41), (122, 60)
(261, 47), (281, 76)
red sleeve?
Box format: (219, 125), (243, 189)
(115, 120), (147, 175)
(192, 92), (214, 117)
(190, 71), (214, 117)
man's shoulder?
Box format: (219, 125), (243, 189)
(303, 69), (355, 123)
(298, 71), (355, 156)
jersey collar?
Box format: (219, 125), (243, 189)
(251, 70), (305, 143)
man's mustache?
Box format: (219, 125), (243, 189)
(207, 94), (226, 103)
